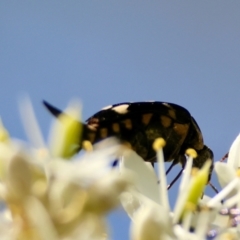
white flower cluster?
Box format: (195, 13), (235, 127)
(120, 136), (240, 240)
(0, 99), (131, 240)
(0, 98), (240, 240)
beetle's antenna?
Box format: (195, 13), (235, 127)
(208, 181), (219, 194)
(167, 168), (184, 190)
(43, 100), (63, 118)
(220, 152), (228, 162)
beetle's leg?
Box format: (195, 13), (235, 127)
(208, 182), (219, 194)
(166, 155), (186, 189)
(167, 168), (184, 190)
(220, 152), (228, 162)
(165, 154), (185, 176)
(165, 158), (178, 175)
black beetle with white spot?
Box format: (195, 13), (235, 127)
(43, 101), (214, 187)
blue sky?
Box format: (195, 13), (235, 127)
(1, 1), (240, 239)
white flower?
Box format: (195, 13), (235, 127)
(119, 136), (240, 239)
(0, 99), (132, 240)
(3, 97), (240, 239)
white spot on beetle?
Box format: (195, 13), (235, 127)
(163, 103), (170, 107)
(112, 104), (129, 114)
(101, 105), (112, 110)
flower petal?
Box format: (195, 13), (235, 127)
(6, 152), (32, 199)
(0, 119), (10, 144)
(215, 162), (235, 188)
(228, 133), (240, 169)
(120, 190), (142, 221)
(25, 196), (59, 240)
(19, 97), (46, 149)
(208, 178), (240, 208)
(120, 149), (160, 204)
(86, 171), (132, 215)
(130, 201), (173, 240)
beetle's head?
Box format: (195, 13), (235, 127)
(193, 145), (214, 181)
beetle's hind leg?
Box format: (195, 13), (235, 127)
(166, 155), (186, 189)
(165, 158), (179, 175)
(167, 168), (184, 190)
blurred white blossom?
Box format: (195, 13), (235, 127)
(0, 99), (132, 240)
(2, 98), (240, 240)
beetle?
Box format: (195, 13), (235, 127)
(43, 101), (214, 182)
